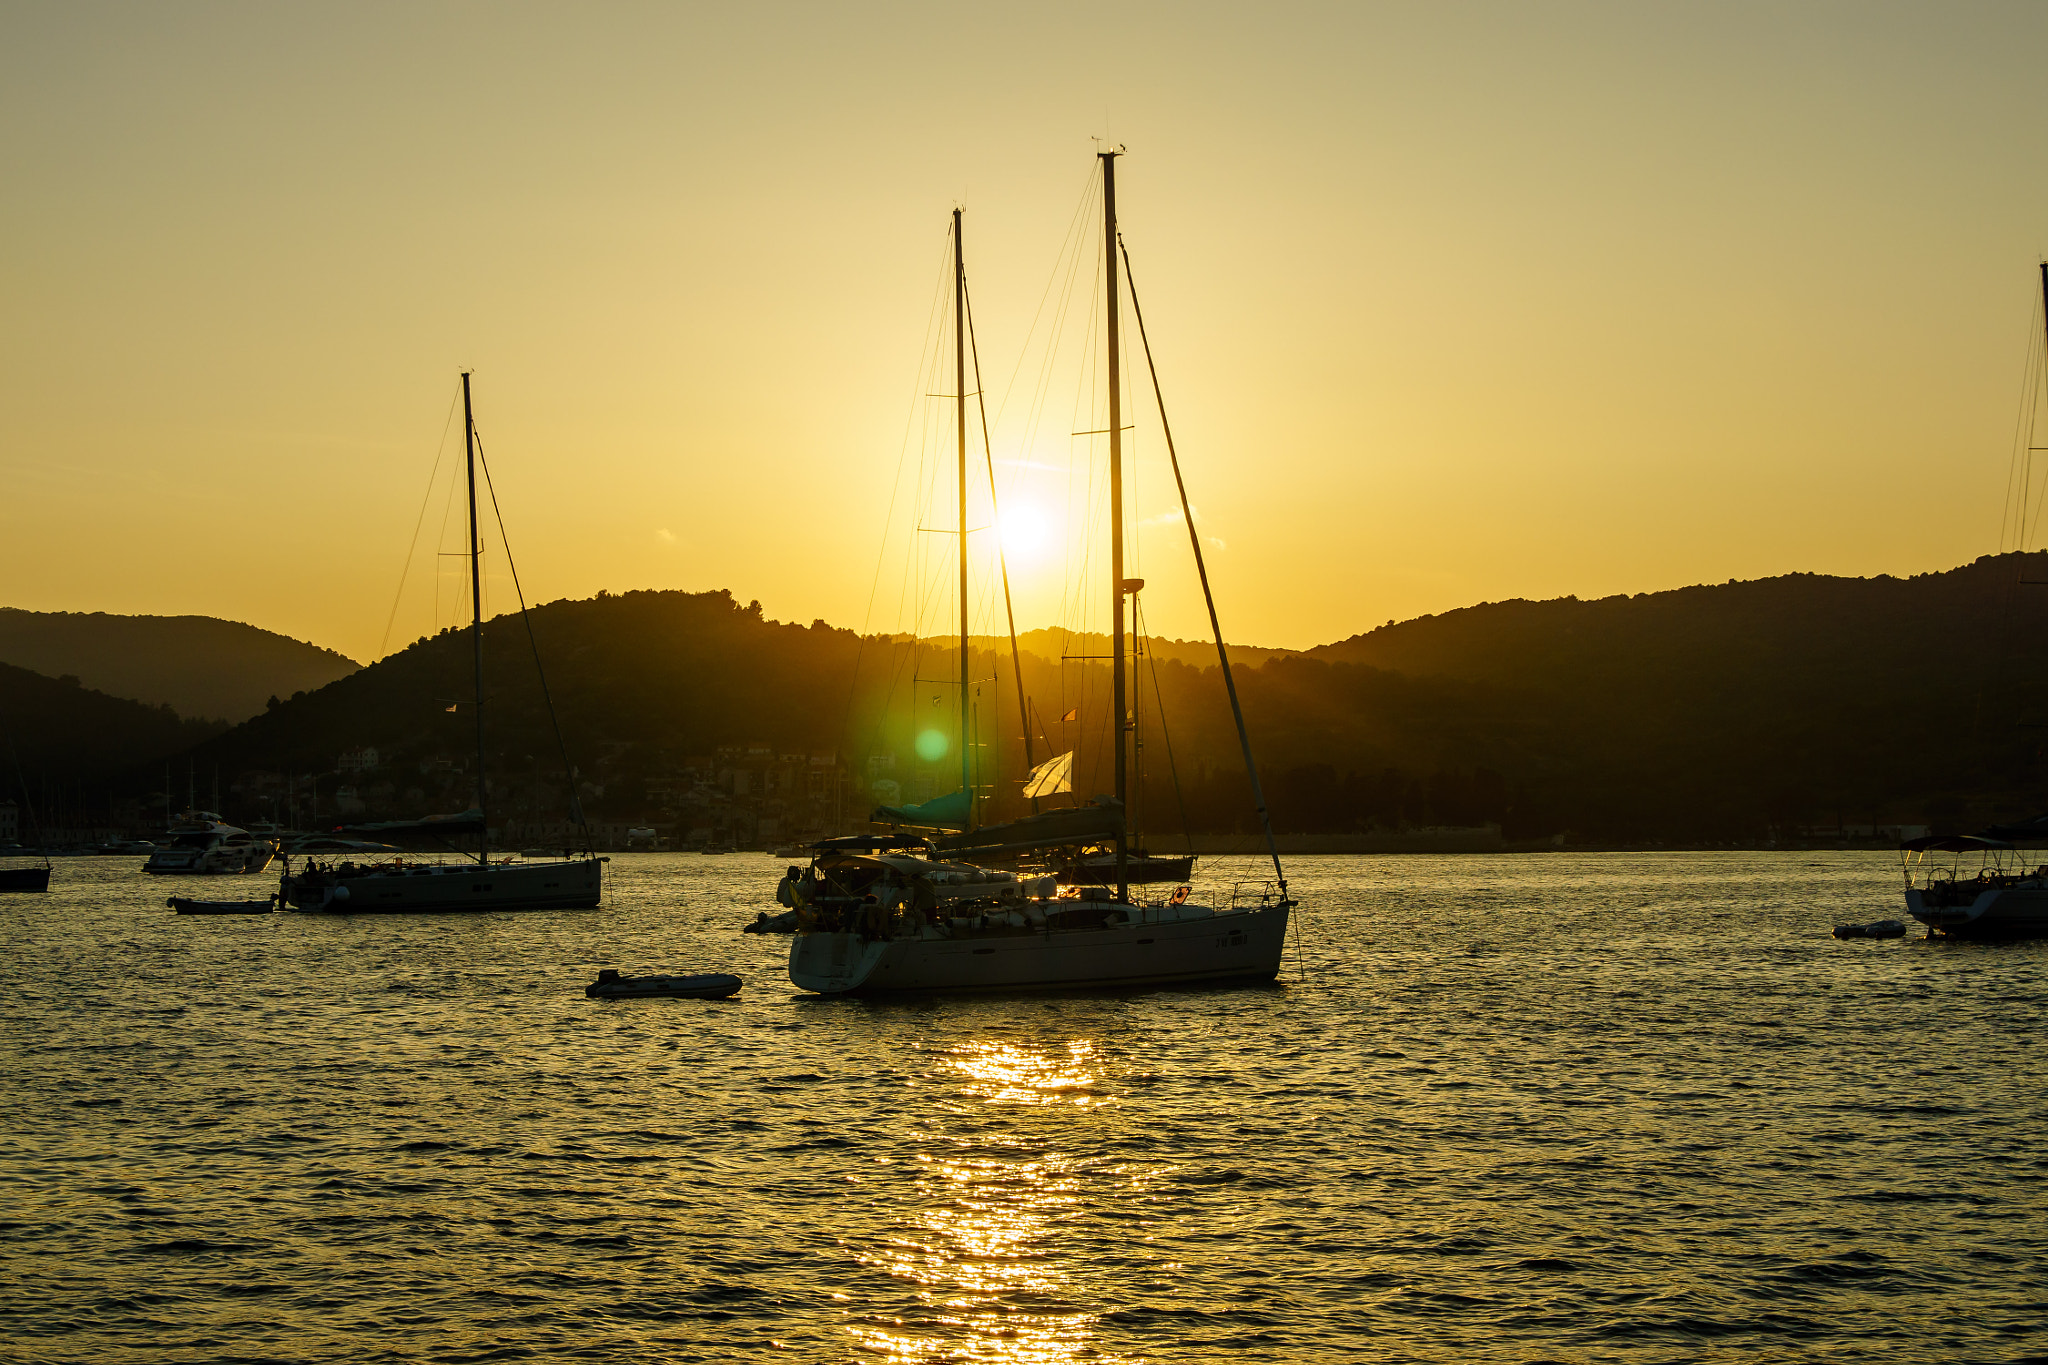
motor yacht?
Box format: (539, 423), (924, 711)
(144, 812), (275, 875)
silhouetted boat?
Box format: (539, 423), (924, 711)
(281, 373), (605, 914)
(0, 849), (51, 893)
(1902, 832), (2048, 937)
(586, 970), (742, 1000)
(168, 895), (275, 915)
(784, 159), (1295, 993)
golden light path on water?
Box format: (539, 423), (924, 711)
(2, 852), (2044, 1363)
(856, 1041), (1130, 1364)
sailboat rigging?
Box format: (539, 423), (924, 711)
(775, 154), (1294, 993)
(280, 372), (605, 913)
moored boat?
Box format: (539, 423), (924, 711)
(168, 895), (275, 915)
(1902, 833), (2048, 937)
(278, 374), (604, 914)
(586, 970), (742, 1000)
(0, 852), (52, 893)
(143, 812), (275, 875)
(778, 155), (1296, 993)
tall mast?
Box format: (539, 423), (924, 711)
(463, 370), (488, 864)
(1101, 149), (1129, 902)
(955, 208), (973, 830)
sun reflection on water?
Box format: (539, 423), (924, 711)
(850, 1039), (1137, 1364)
(944, 1040), (1107, 1108)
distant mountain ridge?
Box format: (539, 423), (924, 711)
(0, 609), (359, 723)
(23, 557), (2048, 843)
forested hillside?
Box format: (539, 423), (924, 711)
(0, 662), (227, 788)
(0, 609), (359, 722)
(40, 557), (2048, 843)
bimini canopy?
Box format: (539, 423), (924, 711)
(936, 798), (1125, 860)
(336, 809), (485, 838)
(873, 788), (971, 830)
(1900, 833), (2012, 853)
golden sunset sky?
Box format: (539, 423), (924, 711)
(6, 2), (2048, 660)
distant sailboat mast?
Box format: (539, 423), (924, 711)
(954, 209), (973, 833)
(463, 370), (489, 865)
(1101, 149), (1131, 903)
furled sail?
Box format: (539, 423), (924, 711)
(935, 798), (1124, 860)
(1021, 750), (1075, 799)
(872, 788), (971, 830)
(336, 808), (485, 837)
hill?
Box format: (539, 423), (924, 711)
(0, 609), (359, 723)
(56, 557), (2048, 844)
(0, 662), (228, 793)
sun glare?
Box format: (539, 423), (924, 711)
(997, 500), (1055, 565)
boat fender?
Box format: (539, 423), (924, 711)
(329, 885), (350, 903)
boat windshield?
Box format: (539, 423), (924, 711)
(171, 832), (219, 849)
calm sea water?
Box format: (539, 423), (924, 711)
(1, 852), (2043, 1364)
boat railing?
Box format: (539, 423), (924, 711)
(1901, 842), (2048, 891)
(1228, 879), (1289, 910)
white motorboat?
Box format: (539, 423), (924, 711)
(144, 812), (275, 875)
(779, 157), (1297, 994)
(278, 373), (603, 914)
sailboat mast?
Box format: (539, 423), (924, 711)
(462, 370), (488, 863)
(1101, 150), (1129, 902)
(954, 208), (973, 830)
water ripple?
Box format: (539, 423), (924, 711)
(1, 851), (2043, 1362)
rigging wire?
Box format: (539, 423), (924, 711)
(963, 264), (1038, 796)
(377, 386), (463, 661)
(1136, 596), (1195, 856)
(1118, 233), (1291, 909)
(852, 228), (957, 769)
(470, 424), (590, 844)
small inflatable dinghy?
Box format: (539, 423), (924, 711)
(1833, 918), (1908, 939)
(585, 969), (742, 1000)
(168, 896), (276, 915)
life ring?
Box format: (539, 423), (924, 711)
(1170, 884), (1191, 905)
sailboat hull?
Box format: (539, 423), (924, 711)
(0, 866), (51, 893)
(1905, 883), (2048, 937)
(788, 902), (1289, 994)
(283, 857), (603, 913)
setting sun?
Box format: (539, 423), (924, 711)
(997, 499), (1057, 566)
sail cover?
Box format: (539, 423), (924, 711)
(335, 808), (485, 837)
(1021, 750), (1075, 799)
(872, 788), (971, 830)
(936, 798), (1124, 859)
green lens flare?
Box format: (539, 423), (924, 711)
(915, 728), (949, 762)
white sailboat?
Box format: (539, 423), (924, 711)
(1897, 265), (2048, 940)
(786, 155), (1295, 993)
(282, 373), (605, 914)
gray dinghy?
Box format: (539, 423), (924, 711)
(585, 969), (741, 1000)
(168, 896), (276, 915)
